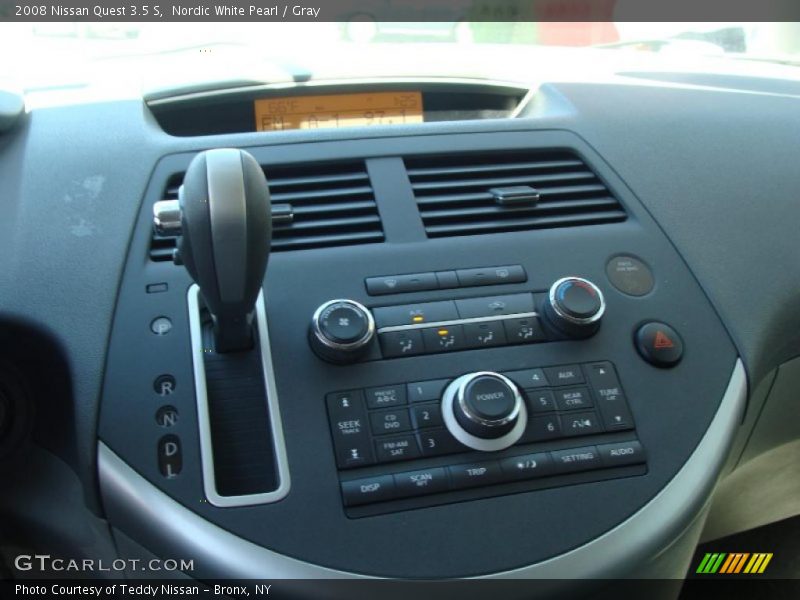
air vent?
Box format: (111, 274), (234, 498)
(406, 151), (626, 238)
(149, 161), (384, 260)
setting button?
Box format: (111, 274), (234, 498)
(554, 387), (594, 411)
(421, 324), (465, 353)
(500, 452), (554, 481)
(379, 330), (424, 358)
(375, 435), (421, 463)
(341, 475), (396, 506)
(448, 461), (502, 489)
(551, 446), (602, 473)
(544, 365), (585, 386)
(369, 408), (412, 436)
(365, 385), (407, 409)
(394, 467), (449, 498)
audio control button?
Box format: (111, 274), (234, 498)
(598, 441), (646, 467)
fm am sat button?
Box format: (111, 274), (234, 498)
(374, 435), (421, 463)
(157, 435), (182, 479)
(394, 467), (449, 498)
(341, 475), (396, 506)
(379, 330), (424, 358)
(635, 322), (684, 367)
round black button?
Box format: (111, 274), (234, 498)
(606, 255), (654, 297)
(319, 304), (369, 344)
(555, 279), (602, 319)
(635, 322), (684, 367)
(463, 376), (516, 421)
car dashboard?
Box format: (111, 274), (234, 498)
(1, 71), (799, 591)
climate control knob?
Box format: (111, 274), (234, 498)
(309, 299), (376, 364)
(543, 276), (605, 338)
(442, 372), (527, 451)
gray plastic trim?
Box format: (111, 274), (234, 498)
(99, 359), (746, 579)
(188, 285), (290, 508)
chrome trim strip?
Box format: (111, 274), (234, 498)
(99, 359), (746, 579)
(188, 284), (290, 507)
(377, 311), (539, 334)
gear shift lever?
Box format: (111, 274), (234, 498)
(165, 148), (272, 353)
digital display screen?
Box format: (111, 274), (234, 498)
(254, 91), (423, 131)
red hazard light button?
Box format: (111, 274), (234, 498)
(634, 322), (684, 367)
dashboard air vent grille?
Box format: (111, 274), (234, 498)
(149, 161), (384, 260)
(406, 150), (626, 238)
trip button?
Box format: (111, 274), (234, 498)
(394, 467), (449, 498)
(463, 321), (507, 348)
(456, 265), (526, 287)
(500, 452), (554, 481)
(455, 293), (535, 318)
(374, 435), (421, 463)
(525, 389), (556, 413)
(369, 408), (412, 436)
(554, 387), (594, 411)
(365, 385), (407, 409)
(544, 365), (585, 386)
(341, 475), (396, 506)
(448, 461), (502, 489)
(421, 324), (465, 353)
(598, 441), (646, 467)
(561, 411), (603, 437)
(551, 446), (602, 473)
(379, 330), (424, 358)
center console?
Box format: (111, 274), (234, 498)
(97, 129), (741, 580)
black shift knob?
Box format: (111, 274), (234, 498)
(178, 148), (272, 352)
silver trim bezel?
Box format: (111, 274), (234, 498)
(188, 284), (291, 507)
(442, 372), (527, 452)
(548, 277), (606, 326)
(377, 311), (539, 334)
(311, 299), (376, 351)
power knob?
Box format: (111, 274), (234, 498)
(442, 372), (527, 452)
(543, 277), (605, 338)
(309, 299), (376, 364)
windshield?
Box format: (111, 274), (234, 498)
(2, 22), (799, 101)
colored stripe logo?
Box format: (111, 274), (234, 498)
(696, 552), (773, 574)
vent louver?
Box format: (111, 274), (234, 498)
(406, 150), (626, 238)
(149, 161), (384, 261)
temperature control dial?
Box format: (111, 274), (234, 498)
(543, 277), (605, 338)
(310, 299), (376, 364)
(442, 372), (527, 452)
